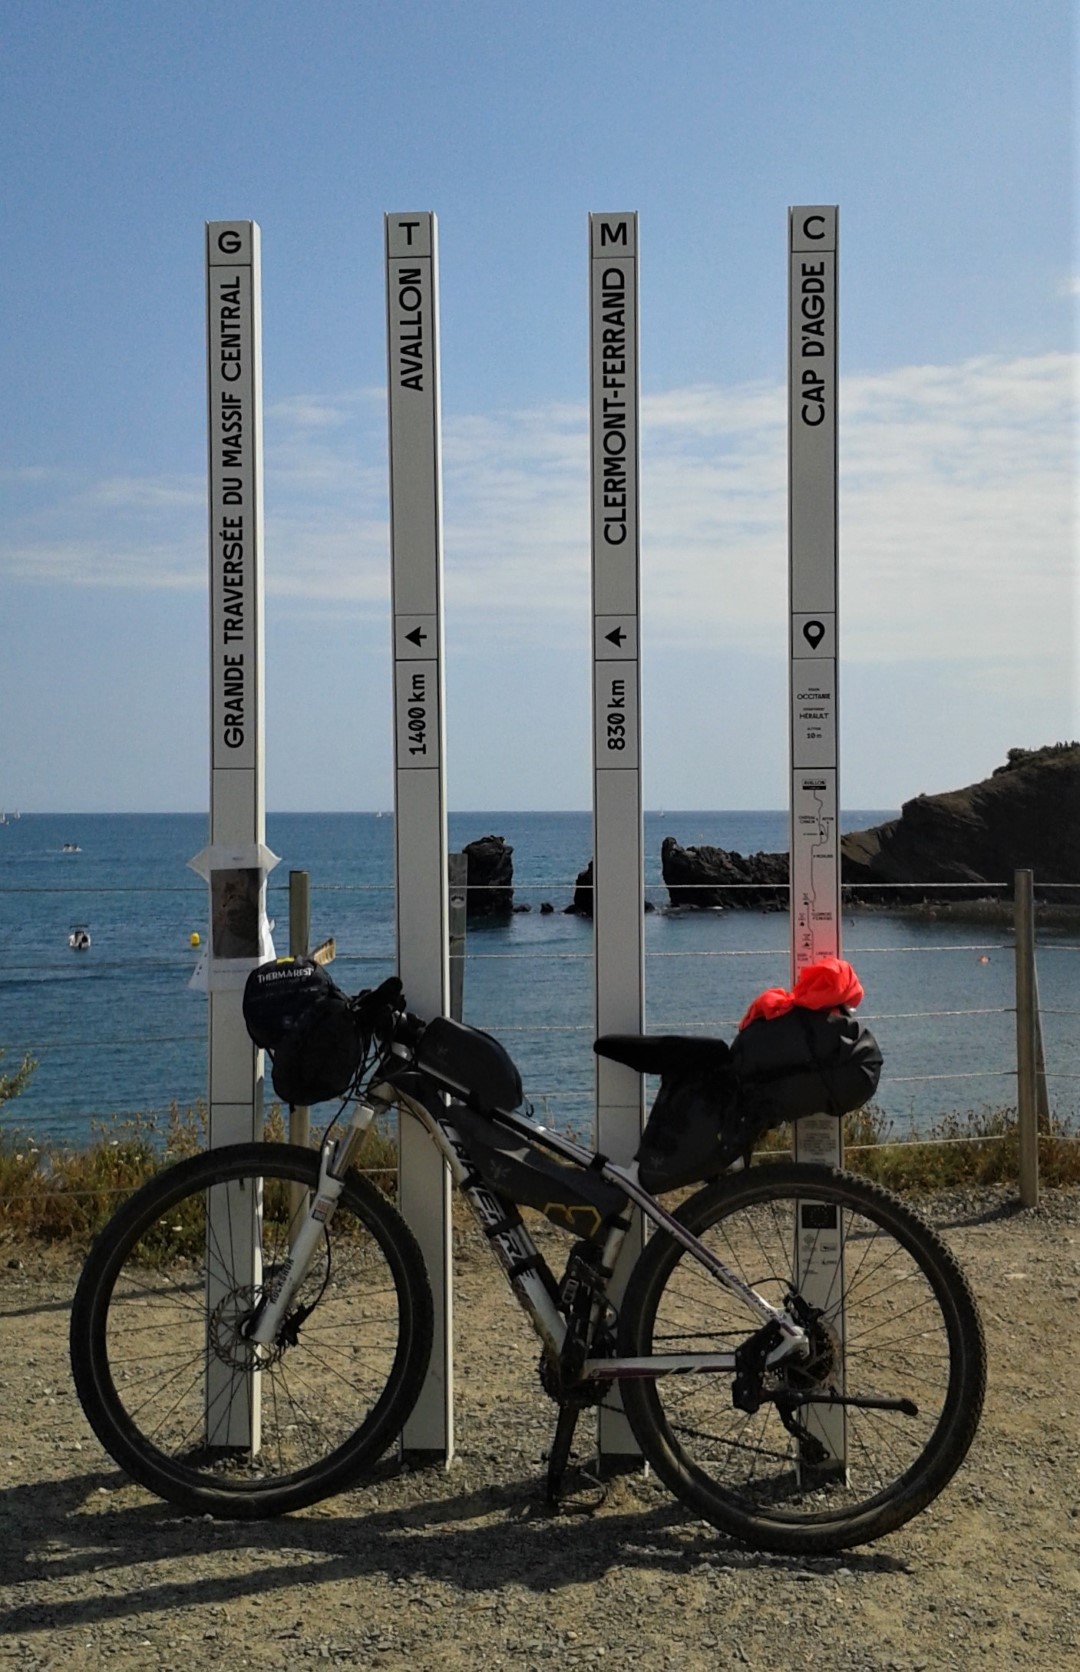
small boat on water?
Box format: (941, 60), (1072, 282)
(62, 842), (81, 853)
(69, 925), (91, 950)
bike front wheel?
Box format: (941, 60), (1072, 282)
(70, 1142), (434, 1517)
(618, 1162), (985, 1554)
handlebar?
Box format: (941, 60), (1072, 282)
(351, 976), (425, 1054)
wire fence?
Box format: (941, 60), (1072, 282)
(2, 875), (1077, 1179)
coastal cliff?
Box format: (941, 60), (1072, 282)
(840, 744), (1079, 900)
(659, 745), (1079, 909)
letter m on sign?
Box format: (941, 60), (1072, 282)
(599, 221), (628, 246)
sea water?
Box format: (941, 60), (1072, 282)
(1, 811), (1075, 1144)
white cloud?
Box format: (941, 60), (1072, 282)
(1, 353), (1074, 687)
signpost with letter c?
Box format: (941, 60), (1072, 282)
(788, 205), (846, 1467)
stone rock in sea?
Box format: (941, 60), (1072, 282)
(564, 859), (655, 916)
(461, 835), (514, 918)
(660, 837), (788, 910)
(566, 859), (593, 915)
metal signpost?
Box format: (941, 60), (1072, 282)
(788, 205), (846, 1466)
(589, 213), (645, 1456)
(385, 212), (453, 1458)
(202, 219), (270, 1446)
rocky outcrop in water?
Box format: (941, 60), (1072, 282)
(841, 744), (1079, 903)
(565, 859), (656, 917)
(460, 835), (514, 918)
(660, 838), (788, 909)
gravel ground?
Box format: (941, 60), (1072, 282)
(1, 1184), (1078, 1672)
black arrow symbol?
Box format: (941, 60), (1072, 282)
(405, 626), (427, 648)
(606, 626), (627, 648)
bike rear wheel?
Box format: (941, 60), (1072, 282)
(70, 1142), (433, 1517)
(618, 1162), (985, 1554)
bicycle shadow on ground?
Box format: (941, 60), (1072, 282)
(0, 1460), (909, 1639)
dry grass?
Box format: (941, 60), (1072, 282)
(0, 1098), (1076, 1252)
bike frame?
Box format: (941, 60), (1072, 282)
(248, 1061), (809, 1380)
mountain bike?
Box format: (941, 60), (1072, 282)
(69, 976), (985, 1555)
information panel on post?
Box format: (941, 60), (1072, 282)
(789, 204), (846, 1468)
(385, 211), (452, 1459)
(590, 211), (644, 1456)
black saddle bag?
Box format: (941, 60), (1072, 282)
(633, 1008), (883, 1194)
(635, 1057), (751, 1193)
(243, 957), (364, 1107)
(730, 1005), (883, 1125)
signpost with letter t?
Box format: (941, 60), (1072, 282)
(788, 204), (846, 1467)
(385, 212), (453, 1459)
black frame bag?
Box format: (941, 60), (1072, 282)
(242, 957), (364, 1107)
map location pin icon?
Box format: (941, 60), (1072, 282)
(802, 619), (826, 649)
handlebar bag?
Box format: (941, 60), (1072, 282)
(730, 1005), (883, 1126)
(243, 957), (364, 1106)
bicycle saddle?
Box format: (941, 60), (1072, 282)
(594, 1033), (731, 1077)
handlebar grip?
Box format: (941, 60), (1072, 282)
(351, 976), (405, 1036)
(393, 1010), (426, 1047)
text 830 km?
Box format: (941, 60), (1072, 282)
(606, 678), (626, 751)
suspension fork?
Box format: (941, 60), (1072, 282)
(244, 1098), (382, 1348)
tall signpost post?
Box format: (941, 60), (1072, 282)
(385, 212), (453, 1459)
(201, 220), (270, 1447)
(788, 205), (846, 1466)
(589, 213), (645, 1457)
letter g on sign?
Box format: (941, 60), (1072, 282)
(217, 228), (243, 255)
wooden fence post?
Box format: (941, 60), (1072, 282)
(1014, 868), (1039, 1208)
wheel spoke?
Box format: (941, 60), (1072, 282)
(71, 1144), (433, 1513)
(618, 1163), (985, 1554)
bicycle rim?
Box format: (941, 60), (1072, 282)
(70, 1143), (433, 1516)
(618, 1163), (985, 1553)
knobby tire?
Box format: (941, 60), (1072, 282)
(70, 1142), (434, 1518)
(617, 1162), (986, 1554)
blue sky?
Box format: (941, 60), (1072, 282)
(1, 0), (1075, 813)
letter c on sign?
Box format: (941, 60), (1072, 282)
(217, 229), (243, 255)
(802, 215), (826, 241)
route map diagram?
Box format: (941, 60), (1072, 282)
(791, 770), (838, 968)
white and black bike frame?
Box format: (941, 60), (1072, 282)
(247, 1063), (811, 1385)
